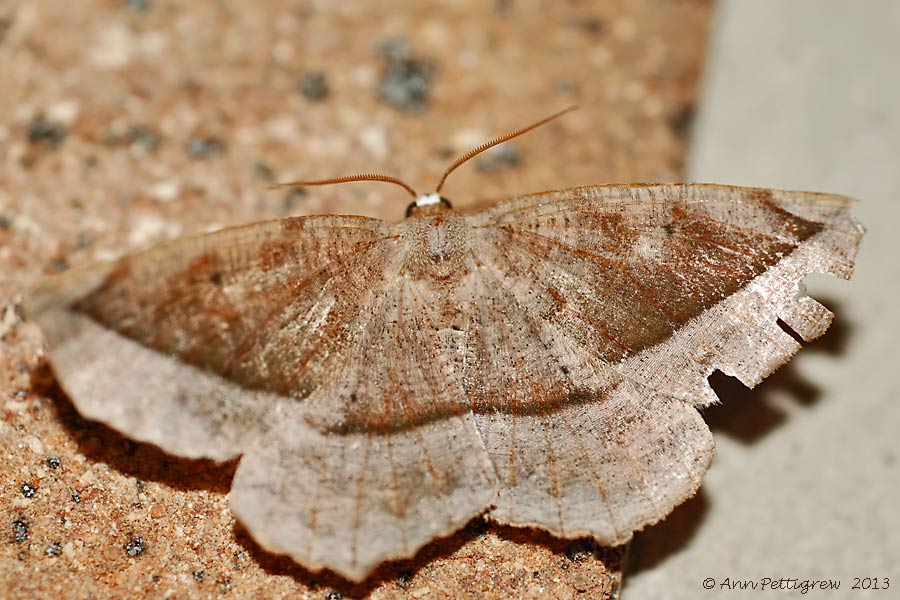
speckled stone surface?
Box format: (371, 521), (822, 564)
(0, 1), (712, 598)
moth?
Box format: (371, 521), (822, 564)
(23, 108), (863, 581)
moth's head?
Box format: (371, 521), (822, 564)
(405, 193), (453, 218)
(269, 105), (576, 220)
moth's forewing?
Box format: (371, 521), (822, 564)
(23, 216), (390, 460)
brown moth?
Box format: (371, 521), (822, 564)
(23, 109), (863, 581)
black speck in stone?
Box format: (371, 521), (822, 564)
(299, 72), (329, 101)
(28, 116), (67, 148)
(46, 542), (63, 557)
(186, 137), (224, 159)
(76, 233), (93, 249)
(21, 483), (36, 499)
(376, 38), (434, 112)
(325, 591), (343, 600)
(283, 187), (307, 212)
(254, 161), (275, 182)
(567, 16), (607, 36)
(46, 456), (61, 469)
(564, 538), (597, 562)
(670, 104), (696, 141)
(12, 519), (28, 543)
(49, 257), (70, 273)
(0, 215), (10, 229)
(124, 0), (152, 13)
(125, 535), (146, 557)
(462, 517), (489, 537)
(377, 37), (409, 61)
(476, 143), (520, 172)
(17, 361), (28, 373)
(71, 490), (81, 503)
(193, 570), (204, 582)
(127, 126), (161, 154)
(555, 79), (578, 96)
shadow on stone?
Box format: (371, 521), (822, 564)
(239, 517), (626, 598)
(237, 517), (480, 598)
(33, 367), (236, 495)
(623, 489), (710, 578)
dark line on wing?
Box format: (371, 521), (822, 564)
(385, 435), (409, 552)
(350, 432), (372, 570)
(414, 427), (452, 528)
(540, 414), (567, 536)
(618, 411), (659, 518)
(558, 410), (622, 541)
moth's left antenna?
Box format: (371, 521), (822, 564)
(271, 173), (418, 199)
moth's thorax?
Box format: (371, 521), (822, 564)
(395, 209), (474, 282)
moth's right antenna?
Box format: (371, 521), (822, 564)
(434, 105), (578, 194)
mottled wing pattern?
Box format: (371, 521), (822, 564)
(466, 184), (862, 541)
(24, 215), (395, 458)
